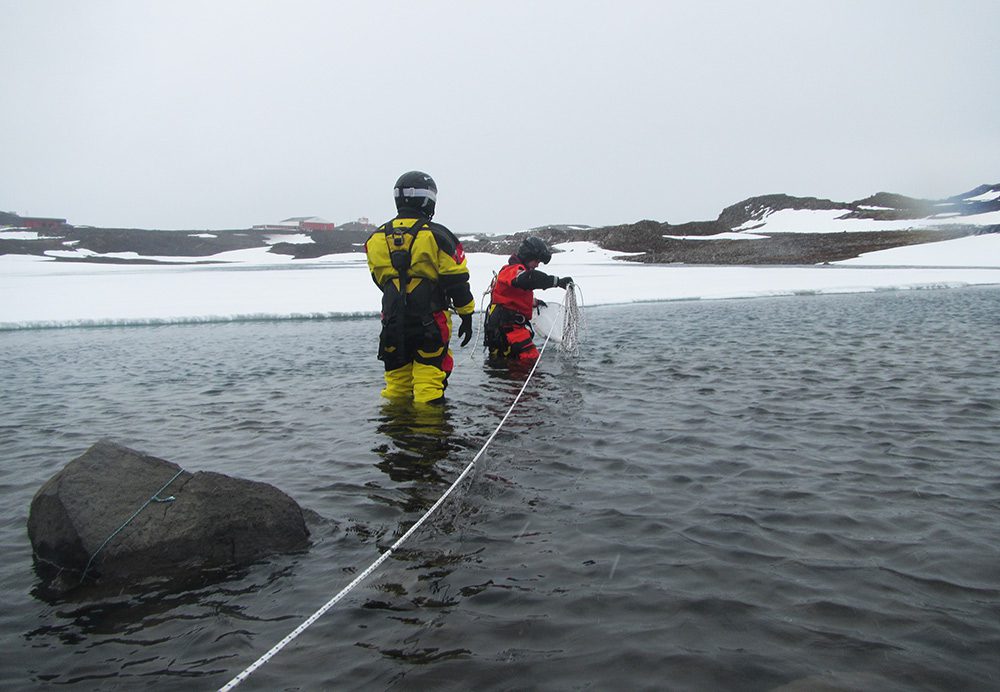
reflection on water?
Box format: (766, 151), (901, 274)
(362, 400), (486, 668)
(373, 401), (455, 485)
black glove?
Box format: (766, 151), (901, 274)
(557, 276), (574, 289)
(457, 313), (473, 347)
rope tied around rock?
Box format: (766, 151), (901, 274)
(79, 467), (185, 584)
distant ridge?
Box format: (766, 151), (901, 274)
(717, 183), (1000, 230)
(462, 183), (1000, 265)
(2, 183), (997, 265)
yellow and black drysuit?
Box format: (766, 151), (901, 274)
(365, 215), (475, 403)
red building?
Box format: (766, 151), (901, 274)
(20, 216), (68, 229)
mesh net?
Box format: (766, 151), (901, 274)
(559, 283), (585, 354)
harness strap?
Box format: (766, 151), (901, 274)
(382, 219), (427, 292)
(382, 219), (427, 352)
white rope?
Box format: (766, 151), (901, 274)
(559, 283), (585, 354)
(219, 331), (554, 692)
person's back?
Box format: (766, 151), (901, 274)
(365, 171), (475, 403)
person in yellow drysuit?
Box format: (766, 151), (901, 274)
(365, 171), (475, 404)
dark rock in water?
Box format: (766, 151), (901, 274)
(27, 440), (309, 593)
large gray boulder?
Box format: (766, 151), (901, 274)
(28, 440), (309, 592)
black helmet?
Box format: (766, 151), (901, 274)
(517, 236), (551, 264)
(394, 170), (437, 217)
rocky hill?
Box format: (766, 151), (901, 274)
(464, 183), (999, 264)
(2, 183), (997, 265)
(0, 222), (376, 265)
(716, 184), (1000, 228)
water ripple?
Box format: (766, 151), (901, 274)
(1, 289), (999, 690)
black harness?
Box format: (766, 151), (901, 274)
(378, 220), (451, 363)
(385, 220), (423, 312)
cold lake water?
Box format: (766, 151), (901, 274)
(1, 287), (999, 691)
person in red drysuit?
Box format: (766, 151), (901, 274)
(484, 236), (573, 362)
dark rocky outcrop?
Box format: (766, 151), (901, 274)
(268, 228), (372, 258)
(461, 220), (987, 265)
(28, 440), (309, 593)
(717, 185), (1000, 229)
(0, 219), (375, 264)
(625, 229), (976, 265)
(4, 183), (997, 266)
(461, 219), (731, 259)
(716, 194), (844, 230)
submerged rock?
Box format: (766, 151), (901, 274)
(28, 440), (309, 592)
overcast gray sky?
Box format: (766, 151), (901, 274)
(2, 1), (998, 234)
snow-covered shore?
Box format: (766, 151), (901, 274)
(1, 235), (998, 330)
